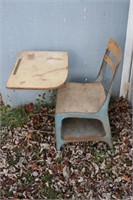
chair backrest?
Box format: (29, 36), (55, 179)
(97, 38), (123, 95)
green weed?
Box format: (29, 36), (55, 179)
(42, 186), (58, 199)
(0, 105), (28, 127)
(48, 90), (56, 108)
(109, 96), (116, 106)
(7, 150), (22, 166)
(42, 174), (53, 183)
(2, 187), (13, 198)
(42, 174), (58, 199)
(35, 93), (46, 111)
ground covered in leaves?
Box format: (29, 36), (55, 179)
(0, 96), (132, 199)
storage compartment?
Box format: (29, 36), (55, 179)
(62, 118), (106, 142)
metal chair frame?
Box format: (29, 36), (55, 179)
(55, 38), (122, 150)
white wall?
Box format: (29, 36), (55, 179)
(120, 0), (133, 106)
(0, 0), (129, 106)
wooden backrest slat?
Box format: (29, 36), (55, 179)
(97, 38), (123, 94)
(107, 38), (122, 64)
(104, 55), (116, 74)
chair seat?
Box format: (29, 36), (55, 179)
(56, 82), (106, 114)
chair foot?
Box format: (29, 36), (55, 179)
(103, 133), (113, 148)
(55, 114), (65, 151)
(56, 140), (64, 151)
(101, 117), (113, 149)
(104, 138), (113, 149)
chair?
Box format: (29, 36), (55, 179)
(55, 38), (122, 150)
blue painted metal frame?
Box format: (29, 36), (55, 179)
(55, 105), (112, 150)
(55, 75), (115, 150)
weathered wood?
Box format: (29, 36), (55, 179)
(107, 38), (122, 64)
(56, 82), (106, 114)
(104, 55), (115, 74)
(6, 51), (68, 90)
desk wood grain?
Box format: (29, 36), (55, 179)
(6, 51), (68, 90)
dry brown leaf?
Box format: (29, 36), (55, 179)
(13, 198), (20, 200)
(24, 103), (35, 113)
(28, 163), (42, 172)
(27, 132), (32, 139)
(123, 175), (131, 182)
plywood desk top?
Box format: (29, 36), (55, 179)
(6, 51), (68, 90)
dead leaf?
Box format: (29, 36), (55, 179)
(100, 160), (106, 169)
(92, 163), (99, 174)
(123, 175), (131, 182)
(63, 165), (69, 180)
(78, 177), (83, 182)
(27, 132), (32, 139)
(118, 97), (128, 111)
(40, 143), (50, 152)
(32, 171), (38, 177)
(13, 197), (20, 200)
(24, 103), (35, 113)
(28, 163), (42, 172)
